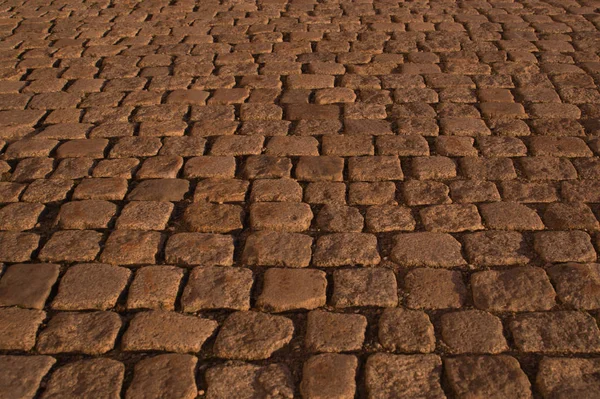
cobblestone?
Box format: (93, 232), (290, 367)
(1, 0), (600, 396)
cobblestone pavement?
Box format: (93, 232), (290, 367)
(1, 0), (600, 397)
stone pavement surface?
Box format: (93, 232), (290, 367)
(1, 0), (600, 397)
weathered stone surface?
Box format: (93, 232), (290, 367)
(122, 311), (218, 353)
(441, 310), (508, 354)
(305, 310), (367, 353)
(445, 356), (532, 399)
(510, 312), (600, 353)
(537, 357), (600, 398)
(126, 354), (198, 399)
(37, 311), (121, 355)
(242, 231), (312, 267)
(214, 311), (294, 360)
(0, 308), (45, 350)
(0, 263), (59, 309)
(300, 354), (358, 399)
(548, 263), (600, 310)
(404, 268), (467, 310)
(127, 266), (183, 310)
(378, 308), (436, 353)
(365, 354), (445, 399)
(313, 233), (381, 266)
(391, 232), (465, 267)
(181, 267), (253, 311)
(205, 363), (294, 399)
(41, 358), (124, 399)
(257, 268), (327, 312)
(0, 356), (56, 399)
(331, 268), (398, 308)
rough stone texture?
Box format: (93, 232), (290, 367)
(205, 363), (294, 399)
(122, 311), (218, 353)
(0, 308), (45, 350)
(36, 311), (121, 355)
(471, 267), (556, 312)
(51, 263), (130, 310)
(305, 310), (367, 353)
(126, 354), (198, 399)
(257, 268), (327, 312)
(0, 263), (59, 309)
(214, 311), (294, 360)
(300, 354), (357, 399)
(510, 312), (600, 353)
(445, 356), (532, 399)
(440, 310), (508, 354)
(181, 267), (253, 312)
(3, 1), (600, 395)
(536, 357), (600, 399)
(365, 354), (445, 399)
(0, 356), (56, 399)
(378, 308), (436, 353)
(331, 268), (398, 308)
(41, 358), (124, 399)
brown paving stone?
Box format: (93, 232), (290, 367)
(331, 268), (398, 308)
(305, 310), (367, 353)
(37, 311), (121, 355)
(548, 263), (600, 310)
(214, 311), (293, 360)
(445, 356), (532, 399)
(181, 266), (253, 312)
(165, 233), (234, 266)
(391, 232), (465, 267)
(0, 263), (59, 309)
(126, 354), (197, 399)
(204, 363), (294, 399)
(183, 202), (244, 233)
(127, 266), (183, 311)
(116, 201), (173, 230)
(100, 230), (162, 265)
(510, 311), (600, 353)
(55, 200), (116, 229)
(39, 230), (101, 263)
(41, 358), (124, 399)
(242, 231), (312, 267)
(378, 308), (435, 353)
(536, 357), (600, 398)
(0, 308), (45, 351)
(441, 310), (508, 354)
(365, 354), (445, 399)
(122, 310), (217, 353)
(300, 354), (357, 399)
(0, 356), (55, 399)
(52, 263), (130, 311)
(257, 268), (327, 312)
(313, 233), (380, 267)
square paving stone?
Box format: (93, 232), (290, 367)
(116, 201), (174, 230)
(41, 359), (124, 399)
(548, 263), (600, 310)
(100, 230), (162, 265)
(331, 268), (398, 308)
(316, 205), (364, 233)
(51, 263), (130, 310)
(205, 363), (294, 399)
(365, 354), (445, 399)
(242, 231), (313, 267)
(122, 310), (218, 353)
(510, 311), (600, 353)
(257, 268), (327, 312)
(214, 311), (294, 360)
(195, 178), (249, 203)
(0, 232), (39, 262)
(479, 202), (544, 230)
(126, 354), (198, 399)
(127, 266), (183, 310)
(391, 232), (465, 267)
(404, 268), (467, 310)
(183, 202), (244, 233)
(313, 233), (381, 266)
(72, 178), (129, 200)
(165, 233), (234, 266)
(36, 311), (121, 355)
(181, 267), (253, 312)
(0, 202), (44, 230)
(127, 179), (190, 201)
(250, 179), (302, 203)
(39, 230), (102, 263)
(249, 202), (313, 232)
(471, 266), (556, 312)
(534, 231), (597, 263)
(300, 354), (357, 399)
(0, 308), (46, 350)
(55, 200), (117, 229)
(378, 308), (435, 353)
(537, 357), (600, 398)
(305, 310), (367, 353)
(444, 356), (532, 399)
(365, 205), (415, 232)
(463, 231), (531, 266)
(0, 263), (59, 309)
(0, 356), (55, 399)
(440, 310), (508, 354)
(419, 204), (483, 233)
